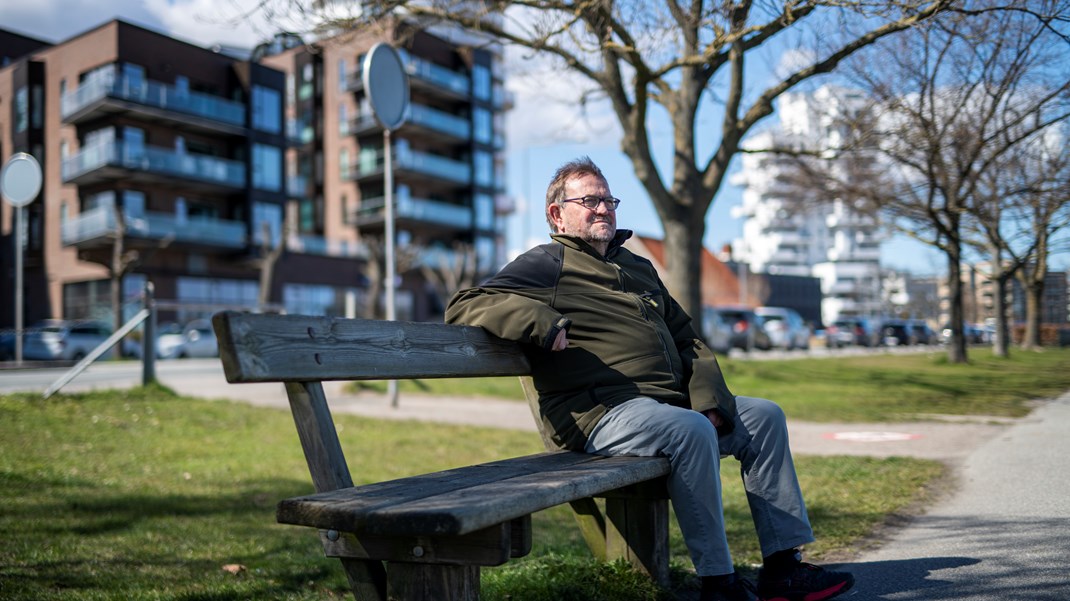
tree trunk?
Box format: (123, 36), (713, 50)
(992, 274), (1011, 358)
(660, 216), (706, 319)
(111, 209), (126, 336)
(1020, 275), (1044, 350)
(945, 248), (968, 364)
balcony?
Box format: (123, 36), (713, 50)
(286, 234), (369, 259)
(62, 74), (246, 135)
(355, 190), (472, 230)
(349, 52), (470, 100)
(62, 205), (246, 250)
(62, 140), (246, 191)
(353, 144), (471, 188)
(350, 103), (472, 143)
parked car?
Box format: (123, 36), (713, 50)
(713, 306), (772, 352)
(829, 317), (882, 348)
(22, 319), (114, 361)
(879, 320), (915, 346)
(0, 331), (14, 361)
(127, 319), (219, 359)
(700, 306), (734, 355)
(940, 323), (989, 345)
(755, 306), (810, 350)
(908, 320), (938, 345)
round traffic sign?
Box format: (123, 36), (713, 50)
(1, 153), (43, 207)
(363, 43), (410, 131)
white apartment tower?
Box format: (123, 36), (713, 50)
(731, 86), (884, 326)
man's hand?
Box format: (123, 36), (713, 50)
(704, 409), (723, 429)
(552, 329), (568, 351)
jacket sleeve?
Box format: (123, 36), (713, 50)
(661, 284), (737, 433)
(444, 246), (571, 351)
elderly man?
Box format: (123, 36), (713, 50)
(445, 157), (854, 601)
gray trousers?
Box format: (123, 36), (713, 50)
(584, 396), (815, 576)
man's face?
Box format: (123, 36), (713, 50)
(549, 173), (617, 248)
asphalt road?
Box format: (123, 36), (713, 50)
(3, 357), (1067, 600)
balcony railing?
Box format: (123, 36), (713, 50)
(350, 103), (472, 141)
(286, 234), (369, 258)
(62, 205), (246, 249)
(61, 74), (245, 127)
(354, 144), (471, 185)
(356, 191), (472, 229)
(62, 140), (246, 189)
(402, 52), (470, 97)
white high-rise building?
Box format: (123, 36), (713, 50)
(731, 86), (884, 326)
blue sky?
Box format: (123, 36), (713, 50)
(1, 2), (981, 276)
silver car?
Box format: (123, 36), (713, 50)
(22, 320), (114, 361)
(755, 307), (811, 350)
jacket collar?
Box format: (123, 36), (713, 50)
(550, 230), (633, 258)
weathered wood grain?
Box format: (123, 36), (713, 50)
(213, 311), (530, 383)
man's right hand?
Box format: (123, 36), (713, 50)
(552, 329), (568, 351)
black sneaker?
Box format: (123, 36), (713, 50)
(757, 562), (854, 601)
(701, 572), (758, 601)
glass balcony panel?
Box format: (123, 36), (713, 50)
(286, 234), (369, 258)
(61, 74), (245, 127)
(352, 146), (471, 185)
(62, 204), (246, 248)
(358, 194), (471, 229)
(408, 104), (471, 139)
(62, 140), (246, 188)
(398, 50), (470, 96)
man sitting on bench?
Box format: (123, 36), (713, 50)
(445, 157), (855, 601)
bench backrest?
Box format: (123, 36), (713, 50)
(212, 311), (532, 384)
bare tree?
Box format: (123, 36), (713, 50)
(255, 205), (295, 312)
(241, 0), (959, 334)
(419, 240), (479, 312)
(360, 234), (421, 319)
(774, 2), (1070, 363)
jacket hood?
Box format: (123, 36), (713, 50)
(550, 229), (634, 257)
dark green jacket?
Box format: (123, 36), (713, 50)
(445, 230), (736, 450)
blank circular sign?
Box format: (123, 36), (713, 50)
(363, 43), (410, 131)
(1, 152), (43, 207)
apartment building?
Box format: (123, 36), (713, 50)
(1, 18), (512, 330)
(730, 86), (885, 326)
(247, 20), (510, 319)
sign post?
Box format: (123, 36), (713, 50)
(363, 43), (410, 408)
(1, 153), (43, 366)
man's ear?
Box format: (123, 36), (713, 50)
(547, 203), (562, 230)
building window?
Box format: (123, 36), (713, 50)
(473, 64), (491, 100)
(300, 199), (315, 233)
(252, 85), (282, 134)
(475, 193), (494, 230)
(339, 102), (349, 135)
(252, 144), (282, 191)
(31, 85), (43, 129)
(14, 87), (28, 132)
(176, 276), (259, 321)
(252, 201), (283, 245)
(339, 148), (350, 180)
(475, 151), (493, 187)
(338, 58), (348, 92)
(474, 107), (492, 144)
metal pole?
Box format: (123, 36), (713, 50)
(14, 205), (23, 366)
(384, 128), (399, 408)
(142, 281), (156, 385)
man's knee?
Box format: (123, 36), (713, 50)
(737, 396), (788, 431)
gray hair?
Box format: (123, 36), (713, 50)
(544, 156), (607, 233)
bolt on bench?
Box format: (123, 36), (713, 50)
(212, 311), (671, 601)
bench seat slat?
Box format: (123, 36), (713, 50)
(213, 311), (530, 383)
(277, 451), (670, 537)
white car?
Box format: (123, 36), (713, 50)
(128, 319), (218, 359)
(23, 320), (114, 361)
(755, 307), (811, 350)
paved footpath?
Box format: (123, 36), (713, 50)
(839, 389), (1070, 600)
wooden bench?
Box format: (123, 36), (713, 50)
(212, 311), (671, 601)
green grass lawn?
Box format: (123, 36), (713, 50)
(0, 384), (946, 601)
(353, 347), (1070, 423)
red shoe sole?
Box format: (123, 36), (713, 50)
(762, 579), (851, 601)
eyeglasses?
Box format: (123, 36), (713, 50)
(561, 195), (621, 211)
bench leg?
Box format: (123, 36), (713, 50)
(386, 563), (479, 601)
(606, 497), (671, 587)
(339, 558), (387, 600)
